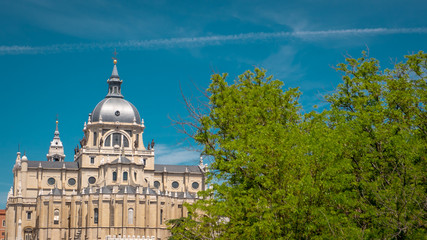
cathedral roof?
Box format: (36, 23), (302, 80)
(50, 188), (62, 196)
(91, 97), (141, 123)
(27, 161), (78, 169)
(111, 156), (132, 164)
(117, 185), (136, 194)
(82, 186), (158, 195)
(154, 164), (203, 173)
(176, 191), (196, 199)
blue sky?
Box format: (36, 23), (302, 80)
(0, 0), (426, 207)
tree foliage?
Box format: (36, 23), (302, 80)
(169, 52), (427, 239)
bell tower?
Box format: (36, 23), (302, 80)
(46, 119), (65, 161)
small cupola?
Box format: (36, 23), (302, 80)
(46, 120), (66, 162)
(106, 59), (124, 98)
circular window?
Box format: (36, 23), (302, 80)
(172, 181), (179, 189)
(68, 178), (76, 186)
(47, 177), (55, 185)
(154, 181), (160, 189)
(192, 182), (199, 189)
(115, 110), (120, 116)
(88, 177), (96, 184)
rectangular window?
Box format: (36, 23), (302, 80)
(136, 134), (139, 147)
(110, 205), (114, 226)
(112, 133), (121, 146)
(27, 211), (32, 220)
(54, 209), (59, 224)
(2, 220), (4, 226)
(90, 157), (95, 164)
(94, 208), (99, 224)
(93, 132), (97, 146)
(128, 208), (134, 225)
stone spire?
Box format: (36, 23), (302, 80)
(106, 59), (124, 98)
(46, 120), (66, 162)
(15, 151), (21, 168)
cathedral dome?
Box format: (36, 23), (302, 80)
(90, 60), (141, 124)
(91, 97), (141, 123)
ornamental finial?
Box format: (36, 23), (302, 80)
(112, 48), (118, 65)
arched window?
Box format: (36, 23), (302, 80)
(123, 172), (128, 181)
(94, 208), (99, 224)
(112, 172), (117, 181)
(104, 133), (130, 148)
(54, 209), (60, 224)
(128, 208), (134, 224)
(105, 135), (111, 147)
(123, 136), (129, 147)
(24, 228), (33, 240)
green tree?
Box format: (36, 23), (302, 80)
(169, 52), (427, 239)
(170, 69), (353, 239)
(326, 51), (427, 239)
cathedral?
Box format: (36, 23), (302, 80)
(6, 59), (207, 240)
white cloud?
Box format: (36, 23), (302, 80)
(261, 45), (303, 82)
(292, 27), (427, 40)
(155, 144), (201, 165)
(1, 27), (426, 55)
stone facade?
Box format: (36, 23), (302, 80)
(6, 61), (206, 240)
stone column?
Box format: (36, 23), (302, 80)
(70, 196), (76, 239)
(17, 219), (22, 240)
(123, 195), (128, 236)
(48, 196), (53, 240)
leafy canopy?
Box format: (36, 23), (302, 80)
(169, 52), (427, 239)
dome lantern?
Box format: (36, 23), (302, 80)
(90, 60), (141, 124)
(106, 59), (124, 98)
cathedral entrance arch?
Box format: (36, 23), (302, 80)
(24, 227), (33, 240)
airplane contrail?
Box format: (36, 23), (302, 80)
(1, 27), (426, 55)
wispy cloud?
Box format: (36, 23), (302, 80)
(155, 144), (200, 165)
(1, 27), (426, 55)
(261, 45), (302, 81)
